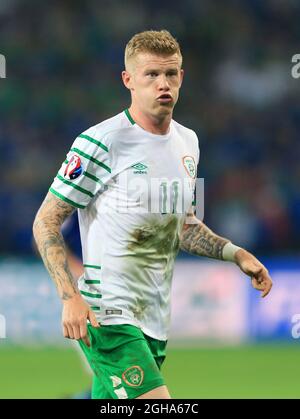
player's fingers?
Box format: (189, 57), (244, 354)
(242, 261), (263, 277)
(251, 264), (263, 276)
(88, 310), (100, 328)
(257, 269), (272, 297)
(251, 278), (265, 290)
(262, 279), (273, 298)
(79, 322), (90, 347)
(252, 275), (272, 298)
(82, 335), (90, 347)
(62, 324), (69, 339)
(66, 324), (74, 339)
(72, 323), (81, 340)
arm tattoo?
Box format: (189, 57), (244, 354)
(180, 217), (229, 260)
(33, 191), (79, 301)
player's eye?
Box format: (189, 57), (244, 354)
(147, 72), (158, 77)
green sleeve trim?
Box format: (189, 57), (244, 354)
(83, 171), (104, 185)
(124, 109), (136, 125)
(71, 147), (111, 173)
(90, 306), (101, 311)
(83, 264), (101, 269)
(56, 174), (94, 198)
(84, 280), (101, 284)
(80, 290), (102, 299)
(78, 134), (109, 153)
(49, 187), (85, 209)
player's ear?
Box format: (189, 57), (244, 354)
(179, 68), (184, 88)
(122, 70), (133, 90)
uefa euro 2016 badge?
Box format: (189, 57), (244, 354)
(64, 154), (83, 180)
(182, 155), (196, 179)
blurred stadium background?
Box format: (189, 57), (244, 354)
(1, 0), (300, 398)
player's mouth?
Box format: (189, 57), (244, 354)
(157, 93), (173, 103)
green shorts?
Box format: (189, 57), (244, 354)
(78, 324), (167, 399)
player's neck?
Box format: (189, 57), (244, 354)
(128, 106), (172, 136)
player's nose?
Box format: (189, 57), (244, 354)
(158, 75), (170, 91)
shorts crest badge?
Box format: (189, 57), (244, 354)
(122, 365), (144, 387)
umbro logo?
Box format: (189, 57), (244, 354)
(132, 163), (148, 174)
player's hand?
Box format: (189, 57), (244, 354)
(62, 294), (100, 347)
(234, 249), (273, 298)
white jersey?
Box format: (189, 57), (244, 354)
(50, 109), (199, 340)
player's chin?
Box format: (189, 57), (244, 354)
(157, 99), (174, 108)
(155, 102), (174, 114)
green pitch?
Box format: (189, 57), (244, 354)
(0, 344), (299, 398)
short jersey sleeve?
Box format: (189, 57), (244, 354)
(49, 127), (112, 209)
(186, 130), (200, 217)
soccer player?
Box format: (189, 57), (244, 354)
(33, 30), (272, 399)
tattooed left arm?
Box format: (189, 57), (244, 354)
(179, 215), (229, 260)
(179, 214), (273, 298)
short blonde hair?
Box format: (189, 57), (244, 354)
(125, 30), (182, 70)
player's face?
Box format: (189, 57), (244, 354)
(124, 53), (184, 118)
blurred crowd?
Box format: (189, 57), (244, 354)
(0, 0), (299, 255)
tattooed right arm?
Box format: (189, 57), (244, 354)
(32, 191), (79, 301)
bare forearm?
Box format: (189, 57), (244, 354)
(180, 217), (273, 297)
(179, 218), (229, 260)
(33, 193), (78, 301)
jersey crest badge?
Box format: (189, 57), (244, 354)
(64, 155), (83, 180)
(122, 366), (144, 387)
(182, 156), (196, 178)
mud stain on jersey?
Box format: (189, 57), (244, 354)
(125, 215), (184, 322)
(128, 215), (181, 257)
